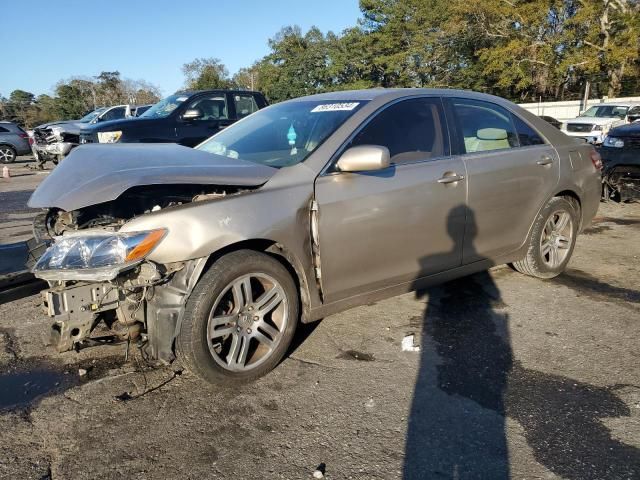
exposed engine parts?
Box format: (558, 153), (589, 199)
(602, 165), (640, 203)
(31, 126), (77, 166)
(36, 184), (245, 359)
(35, 184), (250, 240)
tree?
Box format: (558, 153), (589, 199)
(250, 26), (336, 102)
(565, 0), (640, 97)
(182, 58), (233, 90)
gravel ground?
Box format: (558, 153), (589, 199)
(0, 163), (638, 479)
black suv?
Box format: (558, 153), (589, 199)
(79, 90), (268, 147)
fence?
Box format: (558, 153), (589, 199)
(518, 96), (640, 120)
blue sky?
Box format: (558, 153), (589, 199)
(1, 0), (362, 97)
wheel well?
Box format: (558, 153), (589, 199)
(554, 190), (582, 228)
(202, 239), (311, 323)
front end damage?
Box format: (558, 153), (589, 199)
(28, 143), (278, 362)
(32, 184), (250, 363)
(602, 165), (640, 202)
(31, 126), (78, 164)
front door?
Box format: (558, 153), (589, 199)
(176, 93), (234, 147)
(314, 97), (467, 304)
(447, 98), (560, 263)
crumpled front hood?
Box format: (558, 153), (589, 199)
(36, 120), (86, 130)
(28, 143), (277, 211)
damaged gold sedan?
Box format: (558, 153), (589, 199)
(29, 89), (602, 384)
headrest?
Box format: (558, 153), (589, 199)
(477, 128), (508, 140)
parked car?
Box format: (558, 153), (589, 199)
(601, 122), (640, 202)
(560, 102), (640, 144)
(0, 121), (31, 163)
(28, 89), (601, 384)
(78, 90), (268, 147)
(32, 105), (134, 165)
(132, 104), (153, 117)
(538, 115), (562, 129)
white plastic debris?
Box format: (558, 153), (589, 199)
(313, 470), (324, 479)
(401, 335), (420, 352)
(78, 368), (87, 376)
(364, 398), (375, 409)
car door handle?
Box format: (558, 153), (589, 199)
(437, 174), (465, 184)
(537, 156), (553, 166)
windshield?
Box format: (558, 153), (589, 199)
(80, 107), (108, 122)
(580, 105), (629, 118)
(140, 94), (189, 119)
(196, 100), (367, 167)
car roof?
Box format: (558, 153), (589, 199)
(176, 89), (263, 96)
(287, 88), (516, 104)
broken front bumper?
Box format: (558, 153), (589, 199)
(32, 142), (75, 159)
(43, 282), (122, 352)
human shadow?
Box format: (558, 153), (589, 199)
(404, 206), (511, 478)
(403, 205), (640, 479)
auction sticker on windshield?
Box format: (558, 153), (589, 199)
(311, 102), (360, 112)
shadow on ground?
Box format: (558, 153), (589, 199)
(404, 206), (640, 479)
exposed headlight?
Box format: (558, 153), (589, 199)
(97, 131), (123, 143)
(33, 229), (166, 281)
(50, 126), (64, 136)
(603, 136), (625, 148)
(592, 125), (603, 131)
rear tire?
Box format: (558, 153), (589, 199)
(0, 145), (16, 163)
(176, 250), (299, 385)
(512, 197), (579, 279)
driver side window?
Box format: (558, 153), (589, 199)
(188, 95), (229, 121)
(349, 97), (449, 164)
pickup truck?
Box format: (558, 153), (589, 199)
(78, 90), (268, 147)
(31, 105), (136, 165)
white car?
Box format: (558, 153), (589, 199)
(561, 102), (640, 144)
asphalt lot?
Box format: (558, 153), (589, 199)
(0, 157), (639, 479)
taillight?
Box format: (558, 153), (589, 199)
(28, 137), (35, 145)
(590, 148), (603, 171)
(18, 132), (28, 139)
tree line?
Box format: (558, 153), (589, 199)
(3, 0), (638, 127)
(235, 0), (639, 103)
(0, 72), (161, 128)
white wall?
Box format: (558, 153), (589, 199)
(518, 96), (640, 120)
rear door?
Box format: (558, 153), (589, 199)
(315, 97), (467, 303)
(230, 93), (261, 121)
(175, 93), (233, 147)
(447, 98), (560, 263)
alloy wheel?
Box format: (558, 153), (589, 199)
(206, 273), (288, 371)
(0, 147), (16, 163)
(540, 210), (573, 268)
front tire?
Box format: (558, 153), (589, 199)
(0, 145), (16, 163)
(176, 250), (299, 384)
(512, 197), (579, 279)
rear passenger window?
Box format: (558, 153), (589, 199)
(234, 95), (259, 119)
(452, 99), (518, 153)
(511, 114), (545, 146)
(349, 98), (449, 164)
(0, 127), (8, 133)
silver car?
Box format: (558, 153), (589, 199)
(28, 89), (602, 384)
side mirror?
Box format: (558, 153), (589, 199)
(182, 109), (203, 121)
(336, 145), (391, 172)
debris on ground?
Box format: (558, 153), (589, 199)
(312, 463), (326, 478)
(401, 334), (420, 352)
